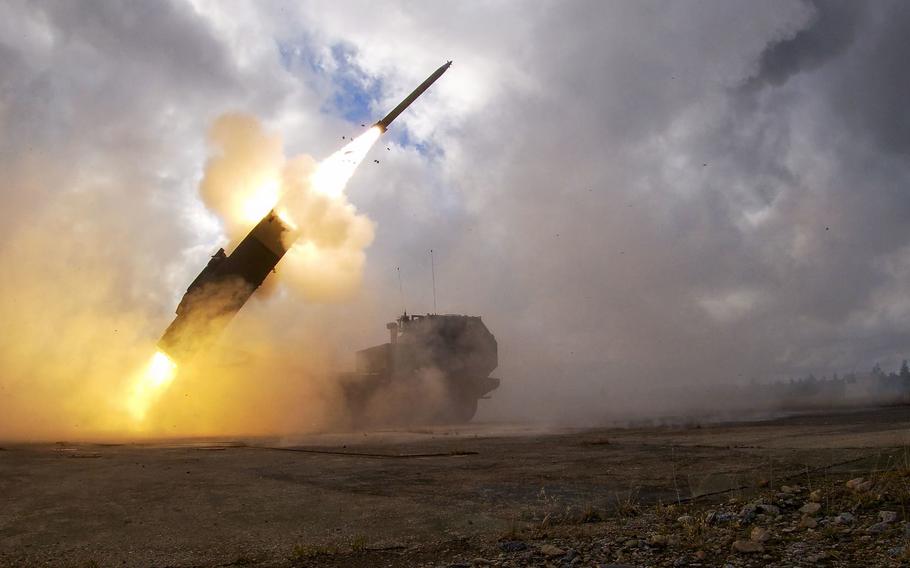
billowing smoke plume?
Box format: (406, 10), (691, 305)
(199, 114), (285, 245)
(198, 113), (375, 302)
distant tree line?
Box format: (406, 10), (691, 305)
(762, 360), (910, 405)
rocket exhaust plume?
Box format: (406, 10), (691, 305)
(128, 62), (453, 425)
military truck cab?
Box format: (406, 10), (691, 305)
(340, 313), (500, 425)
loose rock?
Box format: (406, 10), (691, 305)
(834, 512), (855, 525)
(845, 477), (865, 490)
(880, 510), (898, 523)
(867, 521), (890, 534)
(798, 515), (818, 529)
(739, 504), (758, 523)
(499, 541), (528, 553)
(799, 502), (821, 514)
(750, 526), (771, 542)
(539, 544), (565, 557)
(731, 540), (764, 554)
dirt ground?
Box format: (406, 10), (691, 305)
(2, 406), (910, 567)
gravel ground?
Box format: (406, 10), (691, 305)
(296, 470), (910, 567)
(4, 408), (910, 567)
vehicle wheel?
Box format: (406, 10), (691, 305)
(452, 397), (478, 423)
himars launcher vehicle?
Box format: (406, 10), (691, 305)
(339, 313), (500, 424)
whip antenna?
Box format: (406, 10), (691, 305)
(397, 266), (406, 314)
(430, 249), (438, 314)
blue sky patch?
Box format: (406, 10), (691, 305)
(276, 39), (441, 157)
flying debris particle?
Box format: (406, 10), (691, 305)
(342, 136), (346, 139)
(373, 159), (380, 164)
(702, 163), (708, 167)
(361, 123), (365, 127)
(826, 227), (830, 231)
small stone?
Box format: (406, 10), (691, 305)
(739, 504), (758, 523)
(867, 521), (890, 534)
(750, 527), (771, 542)
(798, 515), (818, 529)
(709, 511), (735, 524)
(731, 540), (764, 554)
(756, 503), (780, 516)
(880, 511), (898, 523)
(800, 502), (821, 514)
(539, 544), (565, 557)
(623, 539), (639, 548)
(694, 550), (706, 560)
(834, 512), (855, 525)
(845, 477), (865, 490)
(677, 515), (694, 525)
(806, 552), (827, 563)
(649, 535), (668, 547)
(498, 541), (528, 553)
(808, 489), (822, 502)
(757, 478), (769, 487)
(471, 559), (492, 566)
(855, 480), (874, 492)
(780, 485), (801, 494)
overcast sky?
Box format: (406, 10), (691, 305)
(2, 0), (910, 426)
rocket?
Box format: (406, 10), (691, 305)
(157, 61), (452, 362)
(374, 61), (452, 132)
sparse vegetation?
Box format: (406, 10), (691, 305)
(291, 543), (340, 560)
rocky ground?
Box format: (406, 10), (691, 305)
(293, 469), (910, 567)
(5, 408), (910, 567)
